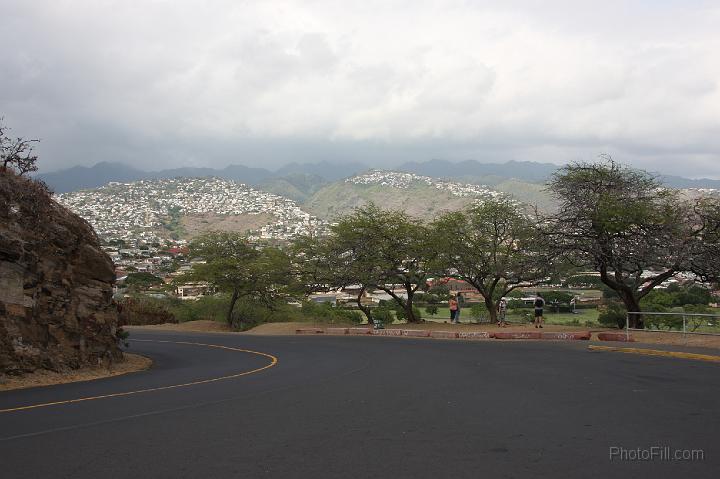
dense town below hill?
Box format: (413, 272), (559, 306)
(346, 170), (507, 200)
(55, 177), (326, 244)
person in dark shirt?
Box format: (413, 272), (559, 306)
(455, 292), (465, 323)
(533, 293), (545, 328)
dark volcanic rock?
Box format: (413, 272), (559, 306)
(0, 170), (122, 375)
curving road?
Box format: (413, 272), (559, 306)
(1, 330), (719, 478)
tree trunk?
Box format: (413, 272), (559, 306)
(598, 266), (642, 329)
(356, 288), (374, 324)
(404, 287), (420, 323)
(226, 289), (239, 327)
(619, 292), (643, 329)
(381, 286), (417, 323)
(484, 296), (498, 324)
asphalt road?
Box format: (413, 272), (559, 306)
(1, 330), (718, 479)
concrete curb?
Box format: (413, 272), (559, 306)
(295, 328), (324, 334)
(348, 328), (373, 335)
(295, 328), (598, 343)
(430, 331), (459, 339)
(372, 329), (404, 336)
(597, 332), (635, 342)
(588, 345), (720, 363)
(326, 327), (349, 335)
(540, 331), (591, 340)
(494, 331), (542, 340)
(458, 331), (493, 340)
(402, 329), (431, 338)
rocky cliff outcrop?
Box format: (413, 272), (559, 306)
(1, 170), (122, 375)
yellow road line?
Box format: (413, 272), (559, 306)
(0, 340), (278, 414)
(588, 345), (720, 363)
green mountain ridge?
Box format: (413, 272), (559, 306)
(257, 173), (329, 203)
(304, 182), (479, 221)
(491, 179), (556, 210)
(300, 171), (559, 220)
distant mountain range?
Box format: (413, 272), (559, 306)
(36, 159), (720, 194)
(397, 159), (559, 184)
(36, 161), (368, 193)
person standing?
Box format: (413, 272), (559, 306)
(497, 298), (508, 327)
(449, 295), (458, 324)
(533, 293), (545, 328)
(455, 292), (465, 323)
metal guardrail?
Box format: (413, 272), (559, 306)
(626, 311), (720, 340)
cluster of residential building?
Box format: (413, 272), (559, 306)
(55, 177), (326, 243)
(105, 242), (185, 275)
(346, 170), (506, 201)
(106, 243), (217, 300)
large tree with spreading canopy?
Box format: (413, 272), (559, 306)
(430, 198), (552, 323)
(546, 158), (698, 328)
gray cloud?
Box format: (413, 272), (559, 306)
(1, 0), (719, 178)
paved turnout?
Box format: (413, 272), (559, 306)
(1, 330), (718, 478)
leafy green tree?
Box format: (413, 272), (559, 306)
(683, 304), (715, 332)
(125, 272), (164, 290)
(470, 304), (488, 321)
(428, 284), (450, 296)
(675, 285), (712, 306)
(641, 290), (675, 308)
(182, 232), (293, 328)
(328, 204), (433, 323)
(289, 234), (338, 296)
(430, 198), (552, 323)
(566, 274), (604, 288)
(547, 158), (698, 328)
(541, 291), (574, 312)
(291, 226), (381, 323)
(109, 239), (127, 248)
(598, 302), (627, 329)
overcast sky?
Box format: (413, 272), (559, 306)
(2, 0), (719, 177)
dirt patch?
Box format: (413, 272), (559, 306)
(243, 322), (339, 335)
(180, 213), (276, 239)
(628, 331), (720, 349)
(125, 320), (233, 333)
(0, 353), (152, 391)
(126, 320), (339, 335)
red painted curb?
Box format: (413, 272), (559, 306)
(295, 328), (324, 334)
(348, 328), (373, 335)
(457, 331), (493, 340)
(326, 327), (349, 335)
(430, 331), (459, 339)
(372, 329), (404, 336)
(402, 329), (431, 337)
(494, 331), (542, 340)
(540, 331), (591, 340)
(597, 332), (635, 342)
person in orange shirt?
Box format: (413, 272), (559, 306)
(449, 295), (459, 324)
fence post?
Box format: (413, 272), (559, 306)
(626, 312), (630, 341)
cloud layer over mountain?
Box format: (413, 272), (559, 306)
(2, 1), (719, 177)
